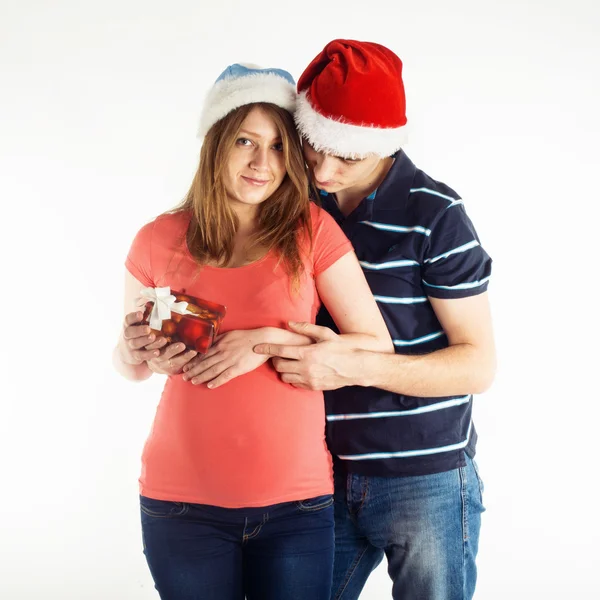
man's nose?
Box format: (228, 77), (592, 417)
(311, 156), (337, 182)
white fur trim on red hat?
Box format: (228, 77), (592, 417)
(295, 91), (408, 159)
(198, 71), (296, 138)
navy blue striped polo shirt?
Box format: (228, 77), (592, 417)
(317, 150), (493, 477)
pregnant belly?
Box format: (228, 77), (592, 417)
(140, 367), (332, 507)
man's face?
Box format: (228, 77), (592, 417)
(302, 140), (384, 194)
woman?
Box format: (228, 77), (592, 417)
(113, 64), (393, 600)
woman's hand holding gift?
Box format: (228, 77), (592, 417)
(119, 310), (197, 375)
(147, 342), (197, 376)
(119, 310), (167, 364)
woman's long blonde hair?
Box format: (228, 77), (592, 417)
(176, 102), (312, 285)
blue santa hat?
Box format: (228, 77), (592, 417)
(197, 63), (297, 138)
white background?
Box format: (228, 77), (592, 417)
(1, 0), (599, 598)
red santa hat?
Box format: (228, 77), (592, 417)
(295, 39), (408, 159)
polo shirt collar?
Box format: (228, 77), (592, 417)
(317, 151), (417, 219)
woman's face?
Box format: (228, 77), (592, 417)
(223, 106), (287, 213)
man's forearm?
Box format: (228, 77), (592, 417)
(355, 343), (496, 397)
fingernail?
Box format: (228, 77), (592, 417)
(154, 351), (159, 356)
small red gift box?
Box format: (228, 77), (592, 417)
(140, 287), (226, 355)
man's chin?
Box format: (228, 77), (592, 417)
(314, 182), (340, 193)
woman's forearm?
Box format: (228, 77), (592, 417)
(263, 327), (313, 347)
(112, 345), (153, 381)
(264, 327), (393, 353)
(338, 333), (395, 354)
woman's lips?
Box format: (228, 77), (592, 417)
(242, 176), (270, 186)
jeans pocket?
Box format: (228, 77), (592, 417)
(295, 494), (334, 512)
(140, 495), (188, 518)
(471, 458), (485, 501)
(465, 456), (485, 514)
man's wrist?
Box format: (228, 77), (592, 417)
(350, 349), (377, 387)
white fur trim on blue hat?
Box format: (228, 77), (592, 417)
(295, 91), (408, 159)
(198, 64), (297, 138)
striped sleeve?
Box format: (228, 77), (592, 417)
(421, 203), (492, 299)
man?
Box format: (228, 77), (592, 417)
(255, 39), (495, 600)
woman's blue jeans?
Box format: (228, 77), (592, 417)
(140, 494), (334, 600)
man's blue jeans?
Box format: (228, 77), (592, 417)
(140, 494), (334, 600)
(331, 453), (485, 600)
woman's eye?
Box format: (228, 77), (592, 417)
(272, 142), (284, 152)
(236, 138), (252, 146)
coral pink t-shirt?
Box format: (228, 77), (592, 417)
(125, 203), (352, 508)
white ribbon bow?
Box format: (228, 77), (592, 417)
(140, 287), (193, 330)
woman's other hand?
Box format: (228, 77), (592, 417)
(181, 328), (272, 388)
